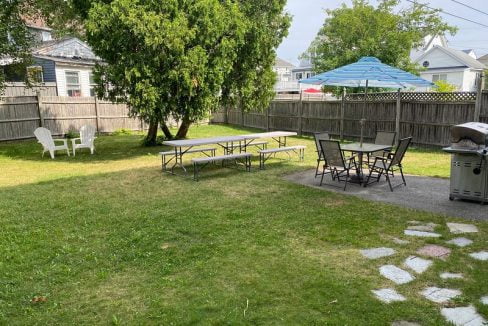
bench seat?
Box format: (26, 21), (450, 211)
(160, 147), (216, 171)
(258, 145), (306, 169)
(192, 153), (252, 180)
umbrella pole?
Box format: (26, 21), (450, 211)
(360, 80), (368, 147)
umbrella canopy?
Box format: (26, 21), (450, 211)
(303, 88), (322, 93)
(299, 56), (434, 88)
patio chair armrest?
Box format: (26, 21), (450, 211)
(70, 138), (81, 145)
(54, 138), (68, 145)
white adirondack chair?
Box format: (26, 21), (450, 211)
(71, 125), (96, 156)
(34, 127), (70, 159)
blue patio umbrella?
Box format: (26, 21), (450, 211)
(299, 56), (434, 146)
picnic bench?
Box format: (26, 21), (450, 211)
(258, 145), (306, 169)
(159, 147), (216, 171)
(192, 153), (252, 181)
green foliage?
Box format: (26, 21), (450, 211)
(111, 128), (132, 136)
(434, 80), (457, 92)
(304, 0), (456, 77)
(64, 129), (79, 139)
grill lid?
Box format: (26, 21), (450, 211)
(451, 122), (488, 146)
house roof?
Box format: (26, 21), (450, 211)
(478, 54), (488, 65)
(32, 37), (100, 65)
(275, 57), (295, 68)
(415, 45), (486, 70)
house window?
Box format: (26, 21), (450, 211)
(296, 72), (303, 80)
(432, 74), (447, 83)
(65, 71), (81, 97)
(306, 72), (313, 79)
(26, 66), (43, 84)
(89, 72), (96, 97)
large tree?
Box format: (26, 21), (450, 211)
(84, 0), (289, 144)
(304, 0), (456, 77)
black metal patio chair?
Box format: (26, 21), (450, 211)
(319, 139), (359, 191)
(314, 132), (330, 177)
(367, 131), (396, 166)
(365, 137), (412, 191)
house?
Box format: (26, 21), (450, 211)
(478, 54), (488, 67)
(292, 58), (315, 81)
(273, 58), (299, 93)
(413, 45), (486, 91)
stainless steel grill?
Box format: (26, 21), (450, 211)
(443, 122), (488, 204)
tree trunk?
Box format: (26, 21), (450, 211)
(144, 120), (159, 146)
(175, 115), (192, 139)
(160, 121), (173, 139)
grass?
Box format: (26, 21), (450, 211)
(0, 124), (486, 325)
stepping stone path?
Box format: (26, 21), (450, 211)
(404, 256), (432, 274)
(391, 237), (410, 245)
(379, 265), (415, 284)
(481, 296), (488, 305)
(441, 305), (486, 326)
(420, 287), (461, 303)
(440, 272), (464, 280)
(447, 223), (479, 234)
(360, 247), (396, 259)
(469, 251), (488, 261)
(406, 222), (438, 232)
(391, 321), (421, 326)
(416, 245), (451, 260)
(404, 230), (441, 238)
(446, 237), (473, 247)
(371, 288), (406, 303)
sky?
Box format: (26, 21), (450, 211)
(276, 0), (488, 66)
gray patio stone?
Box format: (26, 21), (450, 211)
(371, 288), (406, 303)
(469, 251), (488, 261)
(447, 223), (479, 234)
(420, 287), (461, 303)
(407, 224), (436, 232)
(441, 305), (486, 326)
(379, 265), (415, 284)
(446, 237), (473, 247)
(440, 272), (464, 279)
(416, 245), (451, 259)
(480, 296), (488, 305)
(404, 256), (432, 274)
(404, 230), (441, 237)
(360, 247), (396, 259)
(391, 321), (421, 326)
(391, 237), (410, 245)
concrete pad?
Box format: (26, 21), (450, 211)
(379, 265), (415, 284)
(360, 247), (396, 259)
(417, 245), (451, 259)
(391, 237), (410, 245)
(441, 305), (486, 326)
(480, 296), (488, 305)
(404, 230), (441, 238)
(391, 321), (421, 326)
(420, 287), (461, 303)
(469, 251), (488, 261)
(372, 288), (406, 303)
(284, 171), (488, 221)
(447, 223), (479, 234)
(404, 256), (432, 274)
(440, 272), (464, 279)
(446, 237), (473, 247)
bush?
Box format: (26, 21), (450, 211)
(65, 130), (79, 139)
(112, 128), (133, 136)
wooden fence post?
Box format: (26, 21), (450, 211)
(241, 109), (244, 126)
(340, 88), (345, 141)
(474, 72), (484, 122)
(94, 96), (101, 133)
(224, 106), (229, 124)
(36, 91), (44, 127)
(298, 91), (303, 136)
(266, 106), (270, 131)
(395, 88), (401, 145)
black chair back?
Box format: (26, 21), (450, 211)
(314, 132), (330, 157)
(319, 139), (346, 169)
(390, 137), (412, 166)
(375, 131), (396, 146)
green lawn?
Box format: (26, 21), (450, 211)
(0, 124), (486, 325)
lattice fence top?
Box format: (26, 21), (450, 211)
(345, 91), (477, 102)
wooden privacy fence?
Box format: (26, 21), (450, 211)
(213, 90), (488, 147)
(0, 95), (144, 142)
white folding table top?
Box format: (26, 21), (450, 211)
(242, 131), (297, 139)
(162, 135), (245, 147)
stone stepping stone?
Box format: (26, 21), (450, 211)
(391, 321), (420, 326)
(480, 296), (488, 305)
(407, 224), (436, 232)
(469, 251), (488, 261)
(404, 256), (432, 274)
(360, 247), (396, 259)
(371, 288), (406, 303)
(440, 272), (464, 280)
(441, 305), (486, 326)
(417, 245), (451, 259)
(380, 265), (415, 284)
(447, 223), (479, 234)
(391, 237), (410, 245)
(446, 237), (473, 247)
(404, 230), (441, 238)
(420, 287), (461, 303)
